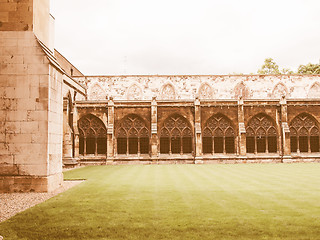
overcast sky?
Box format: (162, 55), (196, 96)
(50, 0), (320, 75)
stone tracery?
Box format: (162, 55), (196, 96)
(198, 83), (213, 99)
(78, 114), (107, 155)
(272, 82), (288, 99)
(234, 81), (249, 99)
(127, 83), (143, 100)
(290, 113), (320, 153)
(308, 82), (320, 98)
(202, 114), (235, 154)
(246, 114), (277, 154)
(89, 83), (106, 100)
(160, 115), (193, 154)
(116, 115), (149, 155)
(160, 83), (176, 100)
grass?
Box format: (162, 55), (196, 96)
(1, 163), (320, 240)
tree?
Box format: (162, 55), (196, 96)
(297, 63), (320, 74)
(281, 68), (294, 74)
(257, 58), (280, 74)
(257, 58), (295, 75)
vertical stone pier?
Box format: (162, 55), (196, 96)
(238, 97), (247, 156)
(151, 97), (158, 160)
(0, 0), (63, 192)
(280, 96), (291, 159)
(194, 97), (203, 164)
(106, 97), (114, 164)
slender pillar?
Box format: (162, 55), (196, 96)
(62, 98), (73, 158)
(238, 97), (246, 156)
(280, 96), (290, 156)
(73, 102), (80, 161)
(106, 97), (114, 164)
(151, 97), (158, 159)
(194, 97), (203, 164)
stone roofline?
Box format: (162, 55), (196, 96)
(73, 74), (320, 78)
(54, 49), (84, 77)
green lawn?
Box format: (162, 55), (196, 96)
(1, 164), (320, 240)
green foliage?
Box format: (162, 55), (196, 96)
(258, 58), (320, 75)
(1, 164), (320, 240)
(281, 68), (294, 74)
(257, 58), (281, 74)
(297, 63), (320, 74)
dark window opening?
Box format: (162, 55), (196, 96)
(202, 137), (212, 154)
(268, 136), (277, 153)
(246, 137), (255, 153)
(86, 137), (95, 154)
(299, 136), (308, 152)
(290, 137), (297, 153)
(257, 136), (266, 153)
(140, 137), (149, 154)
(310, 136), (319, 152)
(117, 138), (127, 154)
(183, 137), (192, 154)
(160, 137), (170, 154)
(79, 137), (84, 155)
(171, 137), (181, 154)
(214, 137), (223, 153)
(225, 137), (235, 153)
(129, 138), (138, 154)
(97, 138), (107, 154)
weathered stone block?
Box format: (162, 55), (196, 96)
(0, 164), (18, 175)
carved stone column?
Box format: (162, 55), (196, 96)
(280, 96), (290, 157)
(73, 102), (80, 160)
(151, 97), (158, 159)
(194, 97), (203, 164)
(238, 97), (246, 156)
(62, 98), (73, 160)
(107, 97), (114, 164)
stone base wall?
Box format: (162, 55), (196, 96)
(71, 156), (320, 167)
(0, 172), (63, 193)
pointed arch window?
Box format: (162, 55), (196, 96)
(160, 115), (193, 154)
(116, 115), (150, 155)
(78, 115), (107, 155)
(290, 114), (320, 153)
(202, 114), (235, 154)
(246, 114), (277, 154)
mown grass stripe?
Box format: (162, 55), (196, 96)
(1, 164), (320, 240)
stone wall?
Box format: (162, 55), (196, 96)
(74, 97), (320, 165)
(0, 0), (33, 31)
(0, 31), (64, 192)
(75, 75), (320, 101)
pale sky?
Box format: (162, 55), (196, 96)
(50, 0), (320, 75)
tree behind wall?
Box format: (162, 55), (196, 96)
(257, 58), (320, 75)
(297, 63), (320, 74)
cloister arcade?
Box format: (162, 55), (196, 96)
(70, 99), (320, 164)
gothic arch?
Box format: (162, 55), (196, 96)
(272, 82), (288, 99)
(246, 113), (278, 154)
(308, 82), (320, 98)
(126, 83), (143, 100)
(202, 114), (235, 154)
(159, 114), (193, 154)
(78, 114), (107, 155)
(160, 83), (176, 100)
(234, 81), (250, 99)
(289, 113), (320, 153)
(89, 82), (106, 100)
(116, 114), (150, 155)
(198, 82), (213, 99)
